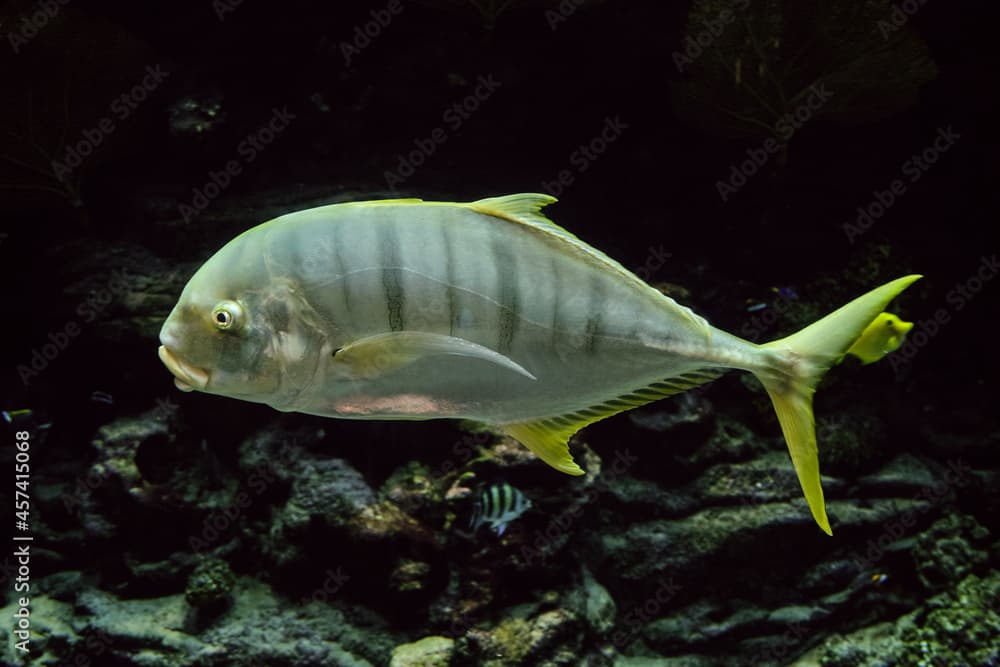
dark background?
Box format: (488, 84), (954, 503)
(0, 0), (997, 662)
(2, 0), (997, 406)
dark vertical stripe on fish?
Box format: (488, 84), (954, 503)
(379, 219), (405, 332)
(549, 256), (561, 347)
(583, 274), (604, 354)
(492, 237), (519, 353)
(331, 223), (352, 317)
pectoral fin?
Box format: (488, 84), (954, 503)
(331, 331), (537, 381)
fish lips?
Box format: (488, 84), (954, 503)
(158, 345), (209, 392)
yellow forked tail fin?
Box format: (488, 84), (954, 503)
(756, 275), (922, 535)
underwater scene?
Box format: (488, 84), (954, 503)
(1, 0), (998, 665)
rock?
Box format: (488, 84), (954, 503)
(47, 577), (396, 666)
(483, 434), (543, 470)
(49, 238), (197, 349)
(855, 454), (937, 496)
(601, 474), (698, 518)
(582, 567), (617, 636)
(687, 450), (818, 506)
(461, 609), (581, 666)
(184, 558), (235, 608)
(78, 588), (224, 665)
(390, 559), (433, 594)
(390, 635), (455, 667)
(815, 410), (886, 476)
(381, 461), (441, 517)
(587, 499), (816, 586)
(643, 600), (824, 656)
(766, 605), (830, 627)
(1, 596), (79, 666)
(911, 512), (990, 591)
(614, 657), (711, 667)
(896, 571), (1000, 666)
(807, 571), (1000, 667)
(808, 623), (900, 667)
(686, 414), (768, 467)
(36, 570), (85, 601)
(628, 391), (715, 445)
(254, 430), (434, 563)
(282, 457), (376, 529)
(90, 408), (174, 507)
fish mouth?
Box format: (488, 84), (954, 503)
(158, 345), (209, 392)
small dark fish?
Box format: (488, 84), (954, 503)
(470, 483), (532, 536)
(2, 408), (33, 425)
(773, 286), (799, 300)
(2, 408), (52, 432)
(91, 391), (115, 405)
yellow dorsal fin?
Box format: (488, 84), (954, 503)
(466, 193), (577, 238)
(348, 198), (425, 206)
(500, 369), (724, 475)
(466, 194), (672, 299)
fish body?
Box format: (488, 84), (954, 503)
(163, 195), (724, 420)
(159, 193), (922, 534)
(846, 312), (913, 364)
(469, 482), (532, 536)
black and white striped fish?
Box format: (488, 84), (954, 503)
(469, 483), (532, 536)
(158, 193), (921, 534)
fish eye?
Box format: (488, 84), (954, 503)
(211, 301), (243, 330)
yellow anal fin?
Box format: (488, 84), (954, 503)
(502, 421), (586, 475)
(501, 368), (725, 475)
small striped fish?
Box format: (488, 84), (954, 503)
(469, 483), (532, 536)
(158, 193), (921, 534)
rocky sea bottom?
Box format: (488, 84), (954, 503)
(2, 382), (997, 666)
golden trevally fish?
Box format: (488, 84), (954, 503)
(158, 193), (921, 535)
